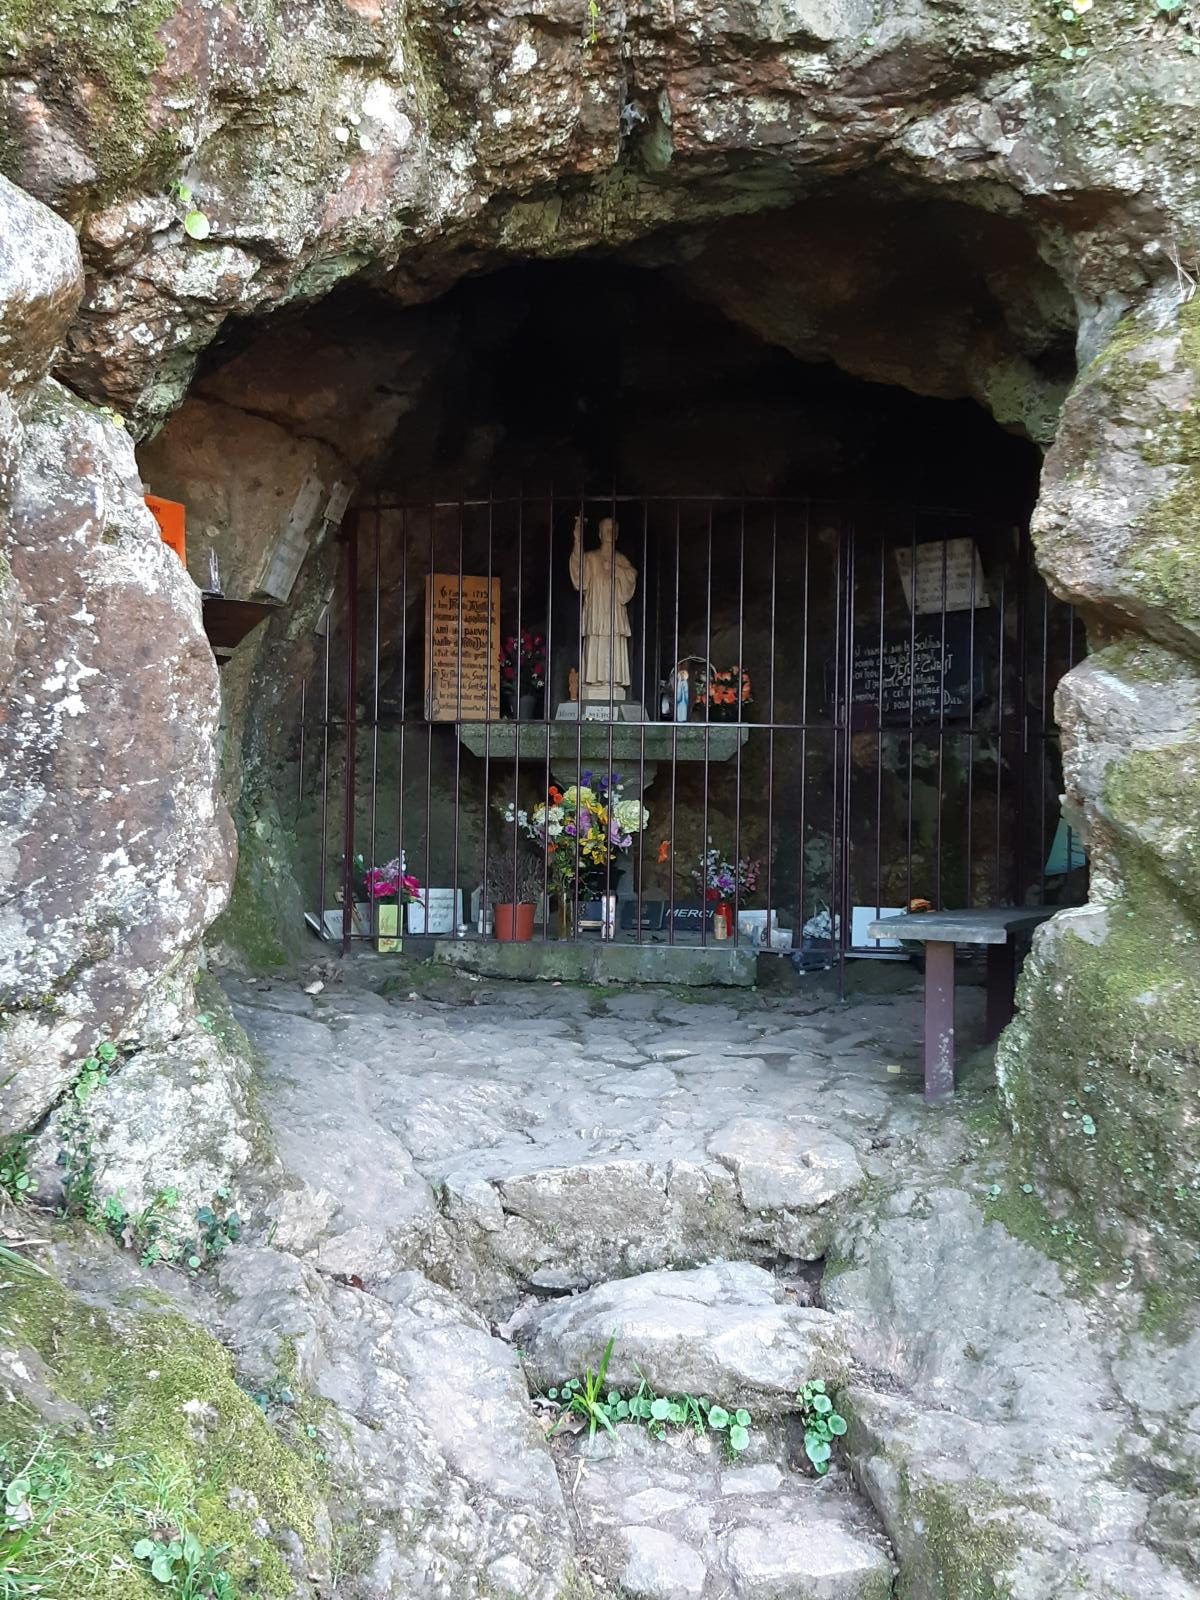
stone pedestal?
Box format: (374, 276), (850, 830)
(457, 721), (749, 801)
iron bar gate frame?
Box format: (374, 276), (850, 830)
(308, 491), (1080, 977)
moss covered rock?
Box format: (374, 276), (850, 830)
(0, 1244), (330, 1597)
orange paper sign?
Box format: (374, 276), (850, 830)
(145, 495), (186, 566)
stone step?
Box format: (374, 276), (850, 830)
(517, 1261), (850, 1413)
(562, 1426), (894, 1600)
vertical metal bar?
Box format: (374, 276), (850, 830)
(370, 505), (381, 905)
(340, 512), (359, 955)
(765, 505), (777, 948)
(481, 488), (494, 937)
(795, 504), (810, 945)
(667, 504), (681, 946)
(635, 500), (649, 944)
(572, 489), (585, 939)
(994, 563), (1007, 904)
(732, 502), (746, 945)
(512, 489), (524, 935)
(837, 515), (855, 997)
(965, 522), (977, 906)
(317, 585), (331, 940)
(450, 500), (464, 936)
(397, 508), (408, 908)
(424, 502), (435, 914)
(1039, 570), (1049, 902)
(905, 510), (917, 910)
(873, 528), (885, 926)
(700, 503), (713, 948)
(934, 531), (948, 911)
(542, 487), (555, 940)
(1013, 527), (1029, 904)
(604, 482), (617, 925)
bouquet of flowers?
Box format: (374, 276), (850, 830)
(691, 846), (761, 905)
(363, 859), (424, 904)
(697, 665), (752, 720)
(504, 771), (647, 899)
(500, 630), (547, 691)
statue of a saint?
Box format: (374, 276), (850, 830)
(569, 515), (637, 702)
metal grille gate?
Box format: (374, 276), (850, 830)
(298, 493), (1083, 973)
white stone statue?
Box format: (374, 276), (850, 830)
(569, 515), (637, 702)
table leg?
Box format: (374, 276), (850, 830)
(923, 940), (956, 1103)
(986, 941), (1017, 1041)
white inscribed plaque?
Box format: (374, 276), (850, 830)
(895, 539), (990, 614)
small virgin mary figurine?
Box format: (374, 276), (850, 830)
(674, 665), (690, 723)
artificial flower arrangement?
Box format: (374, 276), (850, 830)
(504, 770), (647, 918)
(500, 630), (547, 691)
(363, 859), (424, 905)
(690, 845), (761, 905)
(696, 665), (752, 720)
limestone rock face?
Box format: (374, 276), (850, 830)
(563, 1425), (894, 1600)
(519, 1261), (849, 1411)
(0, 175), (233, 1130)
(216, 1247), (578, 1600)
(998, 295), (1200, 1269)
(0, 0), (1195, 435)
(826, 1187), (1200, 1599)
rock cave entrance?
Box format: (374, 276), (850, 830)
(137, 198), (1086, 977)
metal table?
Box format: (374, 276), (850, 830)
(867, 907), (1055, 1102)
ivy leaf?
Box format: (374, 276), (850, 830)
(132, 1539), (157, 1560)
(734, 1409), (751, 1427)
(650, 1397), (671, 1422)
(183, 210), (211, 241)
(706, 1404), (730, 1429)
(828, 1413), (848, 1436)
(729, 1424), (750, 1452)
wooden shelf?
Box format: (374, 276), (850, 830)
(201, 596), (280, 664)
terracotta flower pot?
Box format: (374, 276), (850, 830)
(493, 902), (535, 941)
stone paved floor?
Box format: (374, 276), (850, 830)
(213, 960), (1199, 1600)
(223, 959), (985, 1312)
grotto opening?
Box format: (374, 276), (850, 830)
(135, 220), (1084, 981)
(3, 1), (1200, 1595)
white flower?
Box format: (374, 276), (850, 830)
(613, 799), (647, 834)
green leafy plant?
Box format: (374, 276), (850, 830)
(172, 180), (211, 242)
(586, 0), (600, 43)
(74, 1040), (118, 1103)
(545, 1349), (754, 1456)
(704, 1401), (753, 1454)
(797, 1379), (847, 1475)
(553, 1333), (618, 1443)
(0, 1137), (35, 1204)
(192, 1190), (242, 1269)
(132, 1529), (233, 1597)
(1, 1439), (72, 1597)
(57, 1040), (123, 1221)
